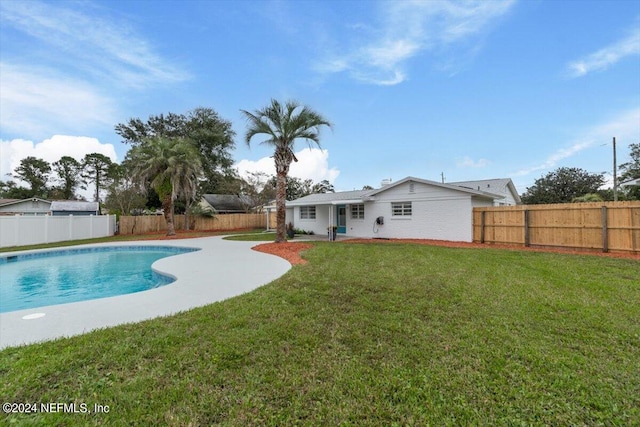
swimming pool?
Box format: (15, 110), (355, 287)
(0, 246), (199, 313)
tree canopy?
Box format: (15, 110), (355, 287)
(521, 167), (606, 204)
(10, 157), (51, 198)
(127, 136), (203, 235)
(81, 153), (115, 203)
(115, 107), (236, 194)
(242, 99), (332, 242)
(52, 156), (84, 200)
(619, 142), (640, 200)
(265, 176), (334, 201)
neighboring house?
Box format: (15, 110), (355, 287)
(50, 201), (100, 216)
(200, 194), (250, 214)
(449, 178), (521, 206)
(620, 177), (640, 187)
(285, 176), (518, 242)
(0, 198), (52, 215)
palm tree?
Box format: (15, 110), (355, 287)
(127, 136), (202, 236)
(242, 99), (332, 242)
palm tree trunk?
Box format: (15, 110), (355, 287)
(162, 195), (176, 236)
(275, 170), (287, 243)
(184, 199), (191, 230)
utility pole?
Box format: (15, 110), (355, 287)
(613, 137), (618, 202)
(441, 172), (445, 183)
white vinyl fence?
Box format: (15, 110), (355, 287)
(0, 215), (116, 248)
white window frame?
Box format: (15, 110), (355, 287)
(350, 204), (365, 220)
(299, 206), (316, 220)
(391, 202), (412, 217)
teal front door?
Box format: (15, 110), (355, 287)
(337, 205), (346, 233)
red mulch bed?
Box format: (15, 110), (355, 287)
(126, 231), (639, 262)
(252, 242), (314, 265)
(253, 238), (639, 263)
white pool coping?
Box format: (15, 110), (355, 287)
(0, 236), (291, 349)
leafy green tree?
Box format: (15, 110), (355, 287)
(521, 167), (606, 204)
(11, 156), (51, 198)
(115, 107), (236, 194)
(242, 99), (332, 242)
(572, 193), (603, 202)
(264, 176), (335, 201)
(127, 137), (203, 236)
(52, 156), (84, 200)
(0, 180), (33, 199)
(218, 171), (275, 213)
(81, 153), (115, 203)
(104, 161), (147, 215)
(619, 143), (640, 200)
(312, 179), (334, 194)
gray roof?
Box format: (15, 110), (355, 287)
(286, 190), (372, 206)
(0, 198), (50, 207)
(450, 178), (521, 204)
(620, 177), (640, 187)
(365, 176), (498, 200)
(50, 201), (99, 212)
(287, 176), (504, 206)
(202, 194), (248, 213)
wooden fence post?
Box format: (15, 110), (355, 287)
(601, 206), (608, 253)
(480, 210), (486, 244)
(524, 209), (530, 247)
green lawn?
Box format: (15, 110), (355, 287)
(223, 231), (279, 241)
(1, 241), (638, 425)
(0, 229), (263, 253)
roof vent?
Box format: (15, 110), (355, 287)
(381, 178), (392, 187)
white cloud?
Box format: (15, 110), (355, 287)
(0, 63), (117, 139)
(316, 0), (515, 85)
(513, 108), (640, 176)
(0, 0), (189, 141)
(456, 156), (490, 168)
(0, 0), (188, 89)
(235, 148), (340, 183)
(0, 135), (117, 194)
(567, 27), (640, 78)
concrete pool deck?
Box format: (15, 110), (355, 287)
(0, 236), (291, 349)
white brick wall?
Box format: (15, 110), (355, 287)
(288, 181), (496, 242)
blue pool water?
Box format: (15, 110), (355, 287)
(0, 246), (199, 313)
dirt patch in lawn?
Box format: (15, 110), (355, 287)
(252, 242), (314, 265)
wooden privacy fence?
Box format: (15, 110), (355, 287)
(119, 213), (276, 235)
(473, 201), (640, 254)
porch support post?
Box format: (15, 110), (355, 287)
(329, 205), (333, 242)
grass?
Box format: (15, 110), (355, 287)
(1, 241), (639, 425)
(0, 229), (263, 253)
(223, 231), (279, 241)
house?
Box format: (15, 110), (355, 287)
(620, 177), (640, 187)
(0, 198), (52, 216)
(50, 201), (100, 216)
(448, 178), (521, 206)
(200, 194), (251, 214)
(285, 176), (520, 242)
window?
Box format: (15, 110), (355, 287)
(350, 204), (365, 219)
(300, 206), (316, 220)
(391, 202), (412, 216)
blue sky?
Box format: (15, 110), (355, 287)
(1, 0), (639, 196)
